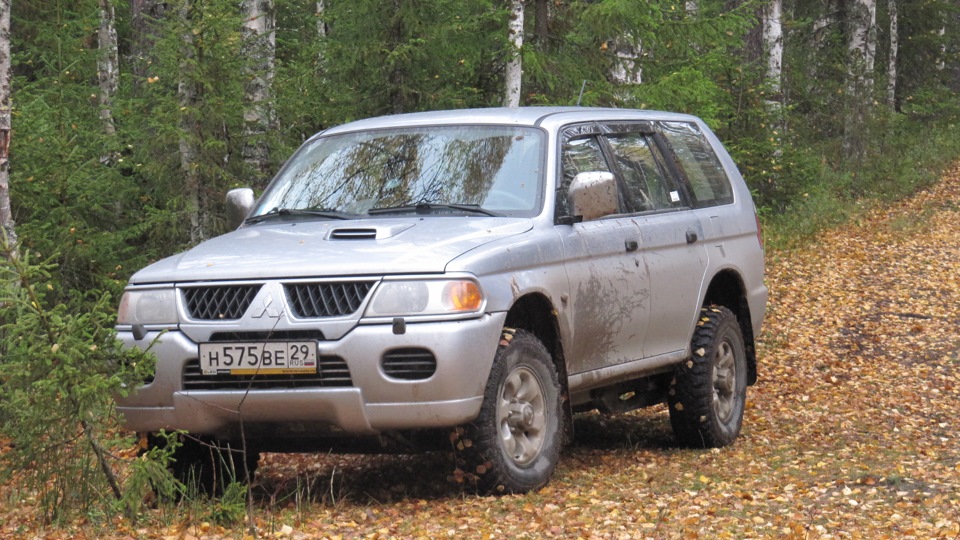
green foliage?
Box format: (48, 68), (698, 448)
(0, 245), (157, 523)
(524, 0), (756, 120)
(206, 481), (248, 526)
(11, 0), (156, 295)
(118, 431), (184, 517)
(319, 0), (504, 120)
(120, 0), (253, 237)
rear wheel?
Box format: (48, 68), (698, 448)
(669, 306), (747, 448)
(458, 329), (562, 493)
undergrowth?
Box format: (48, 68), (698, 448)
(760, 115), (960, 250)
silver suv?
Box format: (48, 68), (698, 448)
(116, 107), (767, 494)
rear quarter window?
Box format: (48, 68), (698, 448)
(660, 122), (733, 208)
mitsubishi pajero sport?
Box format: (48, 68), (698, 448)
(116, 107), (767, 494)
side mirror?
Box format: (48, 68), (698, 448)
(225, 188), (255, 229)
(568, 171), (618, 222)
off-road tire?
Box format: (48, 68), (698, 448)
(456, 329), (562, 494)
(668, 306), (747, 448)
(150, 433), (259, 497)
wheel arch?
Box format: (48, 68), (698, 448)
(502, 292), (574, 443)
(701, 269), (758, 385)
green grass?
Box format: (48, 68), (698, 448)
(762, 117), (960, 250)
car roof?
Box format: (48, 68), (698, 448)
(320, 107), (702, 135)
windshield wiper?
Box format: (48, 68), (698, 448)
(367, 203), (499, 217)
(244, 207), (351, 224)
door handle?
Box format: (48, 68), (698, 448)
(625, 239), (639, 252)
(686, 231), (698, 244)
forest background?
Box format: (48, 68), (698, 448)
(0, 0), (959, 530)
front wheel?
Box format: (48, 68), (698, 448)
(457, 329), (562, 494)
(669, 306), (748, 448)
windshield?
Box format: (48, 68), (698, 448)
(252, 125), (545, 218)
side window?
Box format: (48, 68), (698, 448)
(558, 136), (610, 216)
(606, 133), (683, 212)
(660, 122), (733, 207)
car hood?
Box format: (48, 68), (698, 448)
(130, 217), (534, 284)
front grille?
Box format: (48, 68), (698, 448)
(285, 282), (374, 318)
(381, 348), (437, 380)
(182, 356), (353, 390)
(183, 285), (261, 320)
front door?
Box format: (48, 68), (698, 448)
(557, 129), (651, 375)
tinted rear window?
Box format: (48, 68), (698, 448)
(660, 122), (733, 208)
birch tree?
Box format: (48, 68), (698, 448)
(97, 0), (119, 137)
(763, 0), (783, 104)
(843, 0), (877, 162)
(241, 0), (276, 182)
(886, 0), (898, 108)
(317, 0), (328, 38)
(0, 0), (14, 259)
(504, 0), (523, 107)
(610, 35), (643, 86)
(936, 26), (946, 71)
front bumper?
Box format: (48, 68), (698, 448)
(116, 313), (506, 441)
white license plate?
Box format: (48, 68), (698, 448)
(199, 342), (317, 375)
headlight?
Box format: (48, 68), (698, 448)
(117, 288), (179, 325)
(365, 279), (484, 318)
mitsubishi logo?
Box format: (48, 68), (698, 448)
(250, 293), (283, 319)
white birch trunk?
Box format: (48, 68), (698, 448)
(316, 0), (327, 38)
(97, 0), (119, 136)
(762, 0), (783, 97)
(0, 0), (15, 258)
(241, 0), (275, 180)
(763, 0), (784, 149)
(847, 0), (877, 89)
(610, 35), (642, 86)
(886, 0), (897, 108)
(844, 0), (877, 162)
(178, 1), (202, 243)
(937, 26), (945, 71)
(503, 0), (523, 108)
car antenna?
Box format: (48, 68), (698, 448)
(576, 80), (587, 106)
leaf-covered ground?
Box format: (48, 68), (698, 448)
(4, 168), (960, 539)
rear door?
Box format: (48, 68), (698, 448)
(657, 120), (737, 243)
(600, 124), (709, 359)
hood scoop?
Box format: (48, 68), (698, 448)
(326, 222), (416, 241)
(329, 228), (377, 240)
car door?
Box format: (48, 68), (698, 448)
(601, 125), (710, 359)
(657, 119), (738, 245)
(555, 124), (651, 375)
